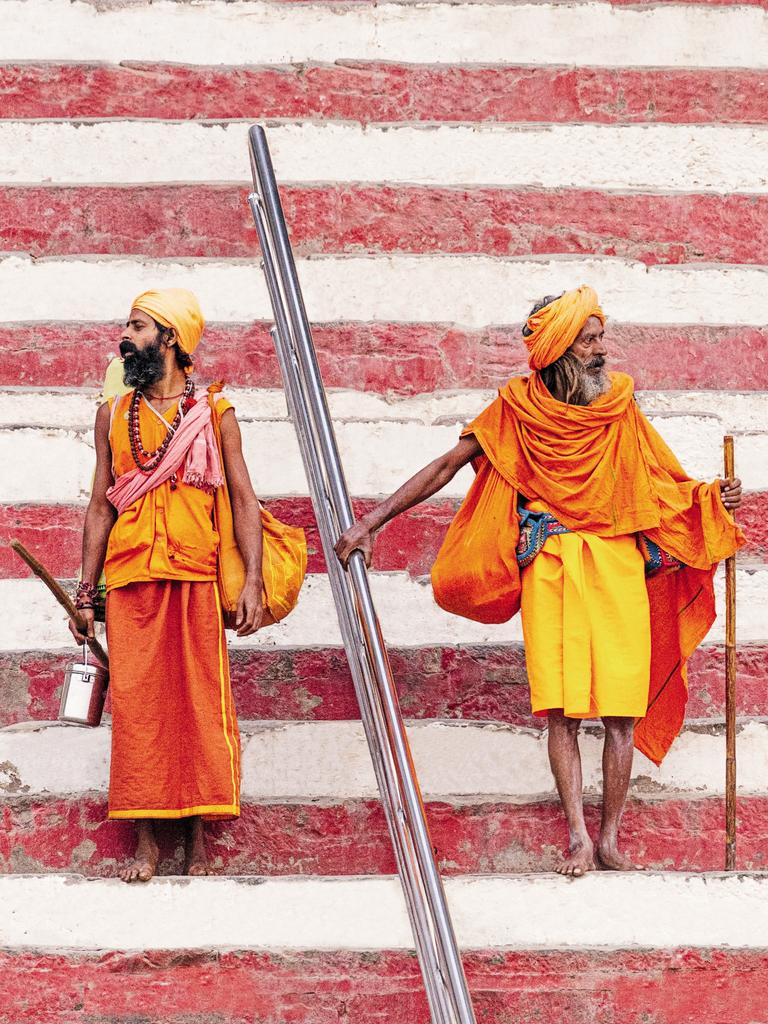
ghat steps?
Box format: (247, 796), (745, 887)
(1, 385), (767, 1021)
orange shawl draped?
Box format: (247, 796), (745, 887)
(432, 372), (744, 764)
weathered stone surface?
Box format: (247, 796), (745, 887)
(1, 643), (765, 728)
(3, 64), (768, 124)
(2, 946), (768, 1024)
(3, 321), (767, 392)
(2, 794), (767, 877)
(3, 183), (768, 264)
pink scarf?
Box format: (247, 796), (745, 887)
(107, 397), (224, 515)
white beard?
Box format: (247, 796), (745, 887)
(583, 367), (610, 404)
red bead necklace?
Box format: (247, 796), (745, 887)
(128, 378), (195, 474)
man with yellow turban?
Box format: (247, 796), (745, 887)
(68, 289), (265, 882)
(336, 286), (744, 877)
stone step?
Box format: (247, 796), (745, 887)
(5, 0), (766, 70)
(3, 872), (767, 951)
(3, 718), (766, 804)
(3, 386), (766, 431)
(2, 494), (767, 584)
(2, 943), (767, 1024)
(7, 254), (768, 331)
(4, 793), (766, 877)
(3, 321), (767, 394)
(3, 873), (768, 1021)
(2, 567), (766, 657)
(4, 121), (768, 194)
(2, 388), (767, 501)
(3, 184), (768, 266)
(3, 642), (767, 729)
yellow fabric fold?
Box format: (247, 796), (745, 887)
(132, 288), (205, 356)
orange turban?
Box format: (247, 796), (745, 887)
(523, 285), (605, 370)
(131, 288), (205, 356)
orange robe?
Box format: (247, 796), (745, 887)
(105, 391), (241, 820)
(432, 372), (744, 765)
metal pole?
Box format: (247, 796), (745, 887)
(723, 435), (737, 870)
(249, 191), (459, 1023)
(246, 126), (477, 1024)
(251, 196), (458, 1024)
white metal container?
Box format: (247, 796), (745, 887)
(59, 644), (108, 727)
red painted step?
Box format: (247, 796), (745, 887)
(2, 63), (767, 123)
(1, 644), (766, 729)
(1, 947), (767, 1024)
(2, 794), (766, 877)
(3, 185), (767, 264)
(2, 321), (768, 392)
(2, 494), (765, 585)
(0, 498), (460, 579)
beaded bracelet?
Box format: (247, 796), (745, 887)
(75, 581), (99, 605)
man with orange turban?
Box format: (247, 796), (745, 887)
(68, 288), (266, 882)
(336, 285), (744, 877)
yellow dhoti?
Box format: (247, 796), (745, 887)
(520, 503), (650, 719)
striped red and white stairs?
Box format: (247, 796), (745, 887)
(1, 1), (767, 1021)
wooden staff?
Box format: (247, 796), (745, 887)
(10, 539), (109, 670)
(723, 436), (736, 871)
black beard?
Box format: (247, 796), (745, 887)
(121, 341), (166, 390)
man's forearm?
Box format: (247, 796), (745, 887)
(80, 503), (116, 584)
(360, 457), (457, 534)
(334, 435), (480, 566)
(232, 496), (264, 582)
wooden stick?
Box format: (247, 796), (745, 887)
(723, 436), (737, 871)
(10, 539), (109, 669)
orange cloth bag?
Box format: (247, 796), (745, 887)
(432, 458), (521, 624)
(209, 392), (307, 628)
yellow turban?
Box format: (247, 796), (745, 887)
(131, 288), (205, 356)
(523, 285), (605, 370)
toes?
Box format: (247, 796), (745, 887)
(120, 860), (155, 883)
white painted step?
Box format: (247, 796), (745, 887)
(1, 566), (766, 655)
(5, 1), (766, 68)
(2, 872), (767, 952)
(2, 397), (766, 502)
(4, 387), (765, 435)
(3, 254), (768, 328)
(3, 122), (768, 194)
(3, 719), (768, 803)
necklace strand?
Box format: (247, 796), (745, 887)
(128, 379), (195, 474)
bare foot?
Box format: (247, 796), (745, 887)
(556, 838), (595, 878)
(596, 842), (645, 872)
(184, 816), (214, 876)
(186, 860), (215, 877)
(119, 826), (159, 884)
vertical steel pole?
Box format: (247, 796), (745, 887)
(246, 126), (477, 1024)
(723, 435), (737, 870)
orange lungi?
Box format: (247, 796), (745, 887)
(106, 579), (240, 820)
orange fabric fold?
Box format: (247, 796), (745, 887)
(104, 391), (233, 591)
(431, 371), (744, 764)
(523, 285), (604, 370)
(106, 580), (241, 820)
